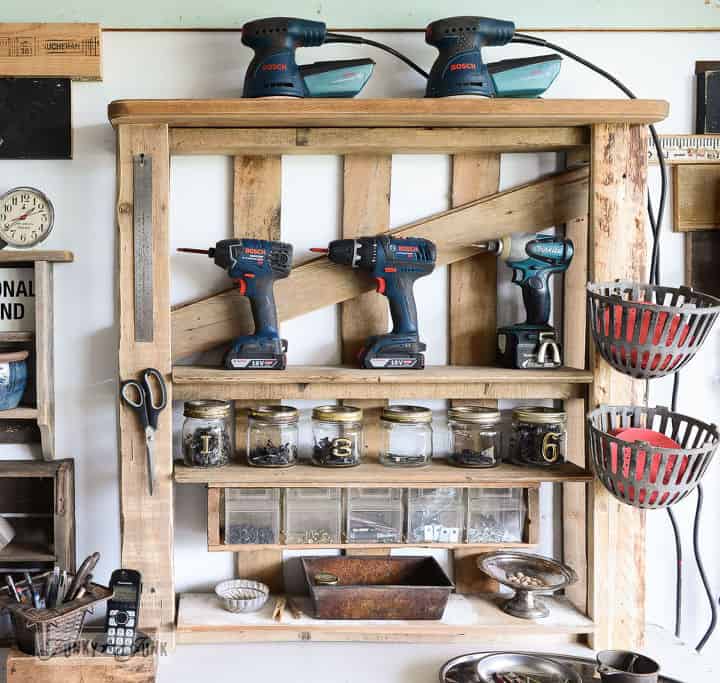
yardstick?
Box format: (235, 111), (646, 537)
(649, 134), (720, 164)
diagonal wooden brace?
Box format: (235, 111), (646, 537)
(171, 166), (589, 360)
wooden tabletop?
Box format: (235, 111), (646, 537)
(108, 98), (669, 128)
(0, 250), (74, 263)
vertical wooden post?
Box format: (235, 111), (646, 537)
(232, 155), (285, 592)
(35, 261), (55, 461)
(116, 124), (174, 642)
(449, 152), (501, 594)
(588, 123), (649, 650)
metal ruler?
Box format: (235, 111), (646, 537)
(133, 154), (154, 342)
(649, 134), (720, 164)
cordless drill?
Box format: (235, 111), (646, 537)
(312, 236), (436, 369)
(424, 16), (562, 98)
(473, 233), (574, 369)
(178, 239), (293, 370)
(241, 17), (374, 98)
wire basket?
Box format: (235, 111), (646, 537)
(0, 574), (111, 657)
(587, 405), (719, 509)
(587, 281), (720, 379)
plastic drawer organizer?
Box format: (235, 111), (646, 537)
(407, 488), (465, 544)
(466, 488), (526, 543)
(346, 488), (404, 544)
(284, 488), (342, 545)
(224, 488), (281, 545)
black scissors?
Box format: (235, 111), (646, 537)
(120, 368), (167, 496)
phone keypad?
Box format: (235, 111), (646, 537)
(106, 609), (136, 656)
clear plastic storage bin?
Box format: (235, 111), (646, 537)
(466, 488), (526, 543)
(346, 488), (404, 544)
(406, 488), (465, 544)
(284, 488), (342, 545)
(224, 488), (280, 545)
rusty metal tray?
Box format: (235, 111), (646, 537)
(301, 556), (454, 620)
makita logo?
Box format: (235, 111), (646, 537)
(262, 63), (287, 71)
(244, 248), (265, 255)
(450, 63), (477, 71)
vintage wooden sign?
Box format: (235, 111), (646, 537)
(0, 267), (35, 331)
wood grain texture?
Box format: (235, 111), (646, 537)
(0, 251), (73, 263)
(108, 99), (669, 129)
(6, 646), (156, 683)
(588, 123), (648, 650)
(672, 164), (720, 231)
(0, 23), (101, 80)
(172, 167), (590, 360)
(170, 127), (589, 156)
(231, 155), (284, 592)
(117, 123), (174, 643)
(35, 261), (54, 460)
(176, 460), (592, 488)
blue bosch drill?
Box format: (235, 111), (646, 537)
(241, 17), (375, 98)
(178, 239), (293, 370)
(312, 236), (436, 369)
(474, 233), (574, 369)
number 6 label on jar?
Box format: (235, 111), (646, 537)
(541, 431), (561, 463)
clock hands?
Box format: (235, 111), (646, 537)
(8, 208), (43, 224)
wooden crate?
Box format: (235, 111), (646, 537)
(109, 98), (667, 649)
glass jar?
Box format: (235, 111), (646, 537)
(182, 400), (233, 467)
(311, 405), (364, 467)
(247, 405), (299, 467)
(448, 406), (502, 468)
(511, 407), (567, 467)
(379, 405), (433, 467)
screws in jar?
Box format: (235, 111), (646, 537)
(183, 425), (232, 467)
(312, 436), (359, 467)
(248, 439), (297, 467)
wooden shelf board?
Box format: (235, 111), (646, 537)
(176, 592), (595, 644)
(172, 364), (592, 400)
(0, 541), (55, 562)
(210, 542), (535, 552)
(175, 459), (592, 487)
(0, 407), (38, 419)
(0, 332), (34, 342)
(108, 98), (668, 129)
(0, 251), (73, 264)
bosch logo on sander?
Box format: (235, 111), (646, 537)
(450, 63), (477, 71)
(261, 63), (287, 71)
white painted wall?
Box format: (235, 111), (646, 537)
(0, 28), (719, 680)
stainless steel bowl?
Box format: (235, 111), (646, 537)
(215, 579), (269, 613)
(477, 551), (578, 619)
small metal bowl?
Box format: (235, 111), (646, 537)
(215, 579), (269, 613)
(477, 551), (578, 620)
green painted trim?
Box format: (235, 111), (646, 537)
(5, 1), (720, 30)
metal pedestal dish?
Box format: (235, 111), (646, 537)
(476, 551), (577, 619)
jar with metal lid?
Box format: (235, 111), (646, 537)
(182, 400), (234, 467)
(379, 405), (433, 467)
(311, 405), (364, 467)
(448, 406), (502, 468)
(510, 407), (567, 467)
(247, 405), (299, 467)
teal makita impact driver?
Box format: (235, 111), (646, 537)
(312, 236), (436, 369)
(473, 233), (574, 369)
(178, 239), (293, 370)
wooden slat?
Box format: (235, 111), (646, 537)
(231, 154), (284, 593)
(53, 459), (76, 572)
(0, 407), (38, 419)
(176, 592), (595, 644)
(0, 23), (101, 80)
(117, 123), (174, 643)
(171, 167), (590, 360)
(176, 460), (592, 488)
(207, 487), (220, 548)
(170, 127), (589, 156)
(672, 164), (720, 231)
(219, 542), (534, 553)
(588, 123), (648, 650)
(0, 332), (34, 342)
(0, 251), (73, 263)
(34, 261), (54, 460)
(108, 99), (669, 129)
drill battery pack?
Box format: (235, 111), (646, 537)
(224, 339), (288, 370)
(358, 336), (426, 370)
(497, 325), (561, 370)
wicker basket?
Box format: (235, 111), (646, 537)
(587, 405), (719, 509)
(587, 281), (720, 379)
(0, 574), (111, 656)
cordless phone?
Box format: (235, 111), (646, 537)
(104, 569), (142, 656)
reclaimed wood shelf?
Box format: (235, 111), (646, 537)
(172, 365), (593, 400)
(175, 460), (592, 488)
(0, 540), (55, 562)
(0, 332), (34, 343)
(0, 251), (73, 264)
(176, 592), (595, 644)
(109, 98), (668, 129)
(0, 406), (38, 420)
(209, 541), (535, 553)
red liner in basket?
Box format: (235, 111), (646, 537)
(587, 405), (718, 509)
(587, 282), (720, 379)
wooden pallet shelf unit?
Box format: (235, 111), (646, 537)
(110, 97), (667, 650)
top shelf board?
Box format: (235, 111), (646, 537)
(108, 98), (669, 129)
(0, 251), (74, 264)
(172, 365), (592, 401)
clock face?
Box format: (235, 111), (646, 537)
(0, 187), (54, 248)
